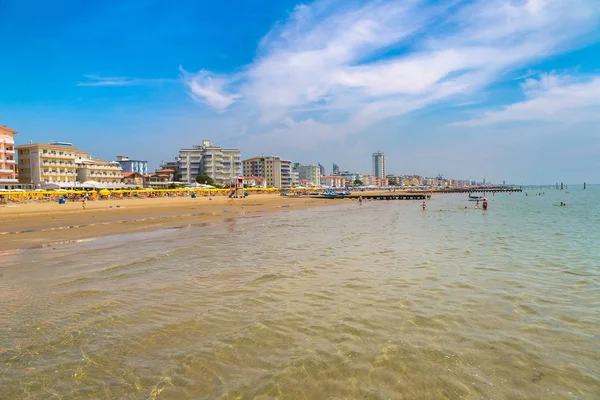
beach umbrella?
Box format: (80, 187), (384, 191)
(99, 189), (110, 196)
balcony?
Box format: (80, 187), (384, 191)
(0, 169), (15, 174)
(41, 153), (74, 160)
(1, 137), (15, 144)
(4, 159), (16, 165)
(3, 149), (15, 155)
(0, 178), (18, 183)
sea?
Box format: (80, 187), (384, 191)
(1, 186), (598, 399)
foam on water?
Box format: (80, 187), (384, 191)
(1, 187), (599, 399)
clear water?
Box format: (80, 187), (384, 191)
(1, 187), (599, 399)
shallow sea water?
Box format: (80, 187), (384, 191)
(1, 187), (599, 399)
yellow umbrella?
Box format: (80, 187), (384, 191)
(99, 189), (110, 196)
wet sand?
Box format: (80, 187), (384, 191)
(0, 194), (339, 251)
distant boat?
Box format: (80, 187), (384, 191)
(468, 194), (484, 201)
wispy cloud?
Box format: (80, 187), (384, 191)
(454, 73), (600, 126)
(77, 75), (173, 87)
(179, 67), (241, 111)
(182, 0), (600, 145)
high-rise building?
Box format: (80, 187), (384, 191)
(332, 163), (340, 175)
(372, 151), (386, 179)
(0, 125), (18, 189)
(116, 156), (148, 175)
(295, 164), (321, 186)
(242, 155), (292, 189)
(177, 140), (241, 186)
(318, 163), (325, 176)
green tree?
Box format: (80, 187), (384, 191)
(354, 179), (363, 186)
(195, 174), (215, 186)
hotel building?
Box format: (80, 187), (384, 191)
(0, 125), (18, 189)
(75, 155), (123, 188)
(294, 164), (321, 186)
(321, 175), (345, 188)
(372, 151), (386, 179)
(177, 140), (241, 186)
(242, 156), (292, 189)
(116, 156), (148, 175)
(16, 142), (81, 188)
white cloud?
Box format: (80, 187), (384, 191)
(78, 75), (171, 86)
(454, 73), (600, 126)
(181, 0), (600, 145)
(180, 68), (241, 111)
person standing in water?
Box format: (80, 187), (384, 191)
(475, 200), (479, 209)
(358, 195), (363, 205)
(421, 201), (427, 210)
(482, 198), (488, 210)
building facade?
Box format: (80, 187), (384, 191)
(372, 151), (386, 179)
(332, 163), (340, 175)
(242, 176), (267, 188)
(177, 140), (241, 186)
(242, 156), (292, 189)
(294, 164), (321, 186)
(321, 175), (345, 188)
(0, 125), (18, 189)
(17, 142), (82, 188)
(116, 156), (148, 175)
(75, 155), (123, 187)
(121, 172), (146, 187)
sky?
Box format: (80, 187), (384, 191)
(1, 0), (600, 184)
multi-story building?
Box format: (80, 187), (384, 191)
(321, 175), (345, 188)
(76, 154), (123, 187)
(332, 163), (340, 175)
(372, 151), (386, 179)
(242, 155), (292, 189)
(16, 142), (81, 188)
(116, 155), (148, 175)
(290, 171), (299, 188)
(294, 164), (321, 186)
(0, 125), (18, 189)
(242, 176), (267, 188)
(177, 140), (241, 186)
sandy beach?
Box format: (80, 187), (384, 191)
(0, 194), (340, 251)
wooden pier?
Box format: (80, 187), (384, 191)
(317, 193), (430, 200)
(437, 187), (521, 194)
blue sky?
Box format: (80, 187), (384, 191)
(1, 0), (599, 184)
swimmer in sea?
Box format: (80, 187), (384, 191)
(475, 200), (479, 209)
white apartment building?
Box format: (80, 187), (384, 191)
(76, 155), (123, 188)
(321, 175), (345, 188)
(178, 140), (241, 186)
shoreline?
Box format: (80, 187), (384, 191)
(0, 194), (341, 252)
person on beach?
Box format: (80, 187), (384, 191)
(421, 201), (427, 210)
(475, 200), (479, 209)
(82, 198), (86, 210)
(358, 195), (363, 205)
(482, 198), (488, 210)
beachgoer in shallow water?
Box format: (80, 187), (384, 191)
(475, 200), (479, 209)
(421, 201), (427, 210)
(483, 198), (488, 210)
(358, 196), (363, 205)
